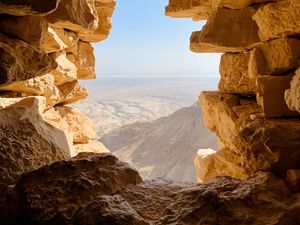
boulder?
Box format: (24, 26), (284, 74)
(73, 141), (110, 157)
(0, 33), (56, 86)
(0, 96), (46, 114)
(257, 75), (298, 117)
(14, 153), (142, 224)
(190, 7), (261, 53)
(286, 169), (300, 192)
(57, 80), (88, 105)
(253, 0), (300, 41)
(0, 0), (59, 16)
(46, 0), (98, 34)
(0, 107), (71, 185)
(249, 38), (300, 78)
(219, 52), (256, 95)
(79, 0), (116, 42)
(285, 69), (300, 113)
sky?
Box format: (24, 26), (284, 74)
(93, 0), (220, 77)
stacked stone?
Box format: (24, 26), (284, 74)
(0, 0), (114, 185)
(166, 0), (300, 183)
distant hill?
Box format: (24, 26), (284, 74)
(100, 103), (217, 182)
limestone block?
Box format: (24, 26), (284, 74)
(0, 108), (71, 185)
(221, 0), (278, 9)
(50, 51), (77, 85)
(165, 0), (213, 21)
(0, 33), (56, 86)
(75, 41), (96, 80)
(286, 169), (300, 192)
(73, 141), (110, 157)
(190, 7), (261, 53)
(0, 0), (59, 16)
(55, 106), (96, 143)
(15, 153), (142, 224)
(257, 75), (298, 117)
(285, 69), (300, 113)
(219, 52), (256, 95)
(249, 38), (300, 78)
(194, 148), (217, 183)
(79, 0), (116, 42)
(46, 0), (98, 34)
(0, 96), (46, 114)
(0, 16), (78, 53)
(253, 0), (300, 41)
(57, 80), (88, 105)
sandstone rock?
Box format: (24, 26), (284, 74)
(190, 7), (261, 53)
(74, 41), (96, 80)
(79, 0), (116, 42)
(0, 107), (71, 185)
(257, 75), (298, 117)
(165, 0), (213, 21)
(286, 169), (300, 192)
(55, 106), (96, 143)
(285, 69), (300, 113)
(253, 0), (300, 41)
(194, 148), (247, 183)
(73, 195), (149, 225)
(0, 33), (56, 86)
(46, 0), (98, 34)
(50, 51), (77, 85)
(57, 80), (88, 105)
(73, 141), (110, 157)
(200, 91), (300, 177)
(0, 0), (59, 16)
(0, 96), (46, 114)
(219, 52), (256, 95)
(249, 38), (300, 78)
(157, 172), (300, 225)
(221, 0), (278, 9)
(15, 153), (142, 224)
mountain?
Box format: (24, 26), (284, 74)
(100, 103), (217, 182)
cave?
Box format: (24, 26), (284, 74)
(1, 0), (300, 224)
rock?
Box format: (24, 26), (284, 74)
(0, 107), (71, 185)
(74, 41), (96, 80)
(55, 106), (96, 143)
(0, 33), (56, 86)
(157, 172), (300, 225)
(253, 0), (300, 41)
(200, 91), (300, 177)
(285, 69), (300, 113)
(165, 0), (213, 21)
(0, 0), (59, 16)
(286, 169), (300, 192)
(57, 80), (88, 105)
(78, 0), (116, 42)
(50, 51), (77, 85)
(219, 52), (256, 95)
(190, 7), (261, 53)
(257, 75), (299, 117)
(46, 0), (98, 34)
(0, 96), (46, 114)
(249, 38), (300, 78)
(73, 195), (149, 225)
(73, 140), (110, 157)
(15, 153), (142, 224)
(194, 148), (248, 183)
(221, 0), (278, 9)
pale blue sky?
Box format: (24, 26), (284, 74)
(93, 0), (220, 77)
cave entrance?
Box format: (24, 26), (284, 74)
(75, 0), (220, 183)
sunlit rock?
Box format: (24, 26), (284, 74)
(190, 7), (261, 53)
(75, 41), (96, 80)
(285, 69), (300, 113)
(57, 80), (88, 105)
(73, 141), (110, 157)
(253, 0), (300, 41)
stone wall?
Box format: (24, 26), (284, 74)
(166, 0), (300, 183)
(0, 0), (114, 185)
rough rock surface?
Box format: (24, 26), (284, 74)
(73, 141), (110, 157)
(285, 69), (300, 113)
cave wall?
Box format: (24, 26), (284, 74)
(166, 0), (300, 183)
(0, 0), (114, 185)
